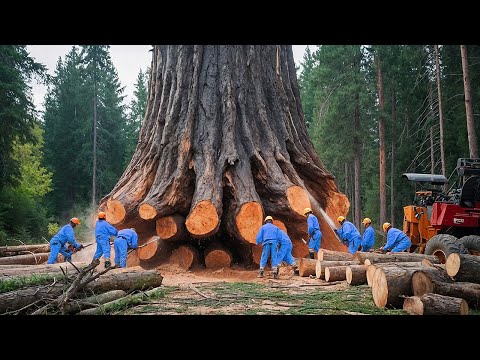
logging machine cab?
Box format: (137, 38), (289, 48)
(402, 158), (480, 263)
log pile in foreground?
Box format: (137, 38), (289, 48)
(354, 252), (439, 265)
(0, 260), (163, 315)
(315, 260), (359, 279)
(403, 293), (468, 315)
(446, 253), (480, 283)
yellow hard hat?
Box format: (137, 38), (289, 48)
(264, 215), (273, 222)
(337, 216), (345, 223)
(382, 222), (391, 232)
(70, 217), (81, 225)
(362, 217), (372, 224)
(98, 211), (106, 219)
(303, 208), (312, 215)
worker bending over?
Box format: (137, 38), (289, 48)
(275, 229), (299, 276)
(335, 216), (361, 255)
(303, 208), (322, 259)
(113, 228), (138, 268)
(255, 216), (280, 279)
(47, 218), (84, 264)
(360, 217), (375, 252)
(379, 223), (412, 253)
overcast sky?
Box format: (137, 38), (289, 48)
(27, 45), (316, 113)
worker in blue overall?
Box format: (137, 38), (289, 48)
(335, 216), (362, 255)
(360, 217), (375, 252)
(47, 217), (83, 264)
(113, 228), (138, 268)
(92, 211), (118, 268)
(275, 229), (299, 276)
(255, 216), (280, 279)
(380, 223), (412, 253)
(303, 208), (322, 259)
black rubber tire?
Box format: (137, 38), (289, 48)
(459, 235), (480, 254)
(425, 234), (468, 263)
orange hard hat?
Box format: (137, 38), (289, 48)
(70, 217), (81, 225)
(98, 211), (106, 219)
(382, 222), (391, 232)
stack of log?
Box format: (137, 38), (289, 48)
(0, 259), (163, 315)
(0, 244), (57, 265)
(348, 251), (480, 315)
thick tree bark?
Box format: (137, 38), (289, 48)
(315, 260), (359, 279)
(403, 293), (469, 315)
(354, 252), (439, 265)
(446, 253), (480, 283)
(318, 249), (353, 261)
(346, 265), (368, 285)
(461, 45), (479, 158)
(324, 266), (348, 282)
(99, 45), (348, 266)
(376, 51), (387, 226)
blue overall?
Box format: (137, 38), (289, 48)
(361, 226), (375, 252)
(275, 229), (296, 267)
(93, 219), (118, 261)
(114, 229), (138, 268)
(337, 221), (362, 255)
(307, 214), (322, 253)
(47, 224), (81, 264)
(384, 227), (412, 252)
(255, 222), (280, 270)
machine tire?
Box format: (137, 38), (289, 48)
(425, 234), (468, 263)
(459, 235), (480, 254)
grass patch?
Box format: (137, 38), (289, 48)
(0, 274), (57, 293)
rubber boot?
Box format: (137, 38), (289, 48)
(257, 268), (264, 278)
(293, 265), (299, 276)
(273, 268), (279, 279)
(309, 251), (315, 259)
(104, 260), (111, 269)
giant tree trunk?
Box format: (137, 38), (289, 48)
(99, 46), (349, 266)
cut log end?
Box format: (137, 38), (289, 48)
(156, 215), (184, 241)
(106, 199), (126, 224)
(235, 202), (263, 244)
(272, 219), (287, 233)
(404, 293), (469, 315)
(185, 200), (219, 238)
(403, 297), (424, 315)
(205, 249), (232, 269)
(138, 203), (158, 220)
(137, 236), (160, 260)
(446, 253), (461, 277)
(169, 245), (198, 270)
(287, 186), (311, 216)
(411, 271), (434, 296)
(372, 268), (389, 308)
(299, 258), (317, 277)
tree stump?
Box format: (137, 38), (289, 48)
(403, 293), (469, 315)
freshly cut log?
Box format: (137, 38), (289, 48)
(324, 266), (348, 282)
(0, 262), (87, 278)
(126, 251), (141, 267)
(168, 245), (198, 270)
(0, 253), (52, 265)
(156, 215), (186, 242)
(346, 265), (368, 285)
(77, 286), (162, 315)
(0, 244), (50, 255)
(64, 290), (127, 314)
(372, 266), (427, 308)
(299, 258), (317, 277)
(204, 243), (232, 269)
(138, 236), (161, 261)
(412, 270), (480, 309)
(318, 249), (353, 261)
(354, 252), (439, 265)
(403, 293), (469, 315)
(272, 219), (287, 233)
(98, 45), (349, 266)
(364, 259), (372, 266)
(315, 260), (359, 279)
(0, 268), (163, 314)
(421, 258), (446, 270)
(366, 262), (432, 287)
(446, 253), (480, 283)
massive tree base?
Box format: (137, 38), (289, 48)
(99, 45), (349, 268)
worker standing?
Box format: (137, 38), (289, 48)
(303, 208), (322, 259)
(334, 216), (361, 255)
(47, 218), (84, 264)
(92, 211), (118, 269)
(113, 228), (138, 268)
(379, 223), (412, 253)
(255, 216), (280, 279)
(275, 229), (299, 276)
(360, 218), (375, 252)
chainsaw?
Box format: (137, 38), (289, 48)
(67, 242), (93, 253)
